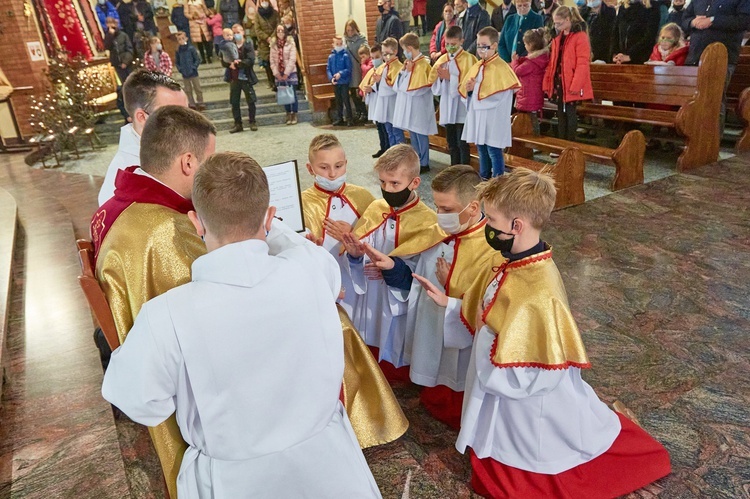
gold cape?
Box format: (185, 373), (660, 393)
(97, 202), (205, 499)
(428, 49), (477, 86)
(339, 306), (409, 448)
(379, 57), (403, 87)
(405, 56), (433, 91)
(442, 218), (495, 299)
(352, 196), (447, 258)
(459, 53), (521, 100)
(461, 247), (591, 370)
(301, 183), (375, 240)
(359, 66), (377, 93)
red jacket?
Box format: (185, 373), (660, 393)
(429, 19), (456, 55)
(543, 28), (594, 103)
(648, 44), (689, 66)
(511, 49), (550, 112)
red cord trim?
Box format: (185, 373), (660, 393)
(489, 334), (591, 370)
(459, 307), (476, 337)
(481, 269), (507, 323)
(505, 248), (553, 270)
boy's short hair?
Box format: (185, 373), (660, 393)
(140, 106), (217, 175)
(399, 33), (421, 50)
(308, 133), (343, 162)
(477, 167), (556, 229)
(105, 16), (117, 24)
(358, 45), (371, 56)
(333, 34), (343, 42)
(222, 28), (233, 35)
(370, 43), (382, 54)
(374, 144), (420, 178)
(477, 26), (500, 45)
(432, 165), (482, 204)
(445, 26), (463, 40)
(382, 37), (399, 52)
(192, 152), (270, 239)
(122, 69), (182, 117)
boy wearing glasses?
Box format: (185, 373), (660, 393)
(459, 26), (520, 178)
(371, 37), (405, 147)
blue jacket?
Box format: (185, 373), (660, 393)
(498, 10), (544, 62)
(96, 1), (120, 30)
(683, 0), (750, 65)
(176, 42), (201, 79)
(327, 48), (352, 86)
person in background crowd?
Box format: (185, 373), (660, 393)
(460, 0), (491, 54)
(328, 35), (355, 127)
(171, 0), (190, 35)
(647, 22), (689, 64)
(175, 31), (205, 110)
(255, 2), (281, 90)
(491, 0), (517, 33)
(543, 6), (593, 141)
(413, 0), (428, 35)
(580, 0), (616, 62)
(667, 0), (687, 26)
(396, 0), (415, 34)
(186, 0), (213, 64)
(115, 0), (135, 41)
(431, 2), (458, 61)
(220, 0), (241, 27)
(133, 0), (156, 35)
(144, 36), (174, 75)
(498, 0), (544, 61)
(96, 0), (120, 32)
(511, 27), (550, 135)
(345, 20), (369, 124)
(376, 0), (406, 44)
(539, 0), (561, 29)
(270, 24), (299, 125)
(224, 24), (259, 133)
(655, 0), (671, 27)
(454, 0), (468, 28)
(206, 8), (224, 57)
(359, 44), (391, 157)
(683, 0), (750, 135)
(104, 16), (134, 120)
(612, 0), (661, 64)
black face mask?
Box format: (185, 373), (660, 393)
(485, 220), (515, 253)
(378, 5), (385, 13)
(673, 3), (684, 10)
(381, 186), (412, 208)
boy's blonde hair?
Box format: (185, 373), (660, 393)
(308, 133), (343, 162)
(432, 165), (482, 205)
(477, 168), (556, 229)
(382, 37), (399, 52)
(333, 34), (343, 42)
(374, 144), (420, 178)
(399, 33), (420, 50)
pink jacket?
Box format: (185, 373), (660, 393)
(511, 49), (549, 112)
(269, 36), (297, 80)
(359, 58), (373, 97)
(206, 14), (223, 38)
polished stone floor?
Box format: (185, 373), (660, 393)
(0, 148), (748, 497)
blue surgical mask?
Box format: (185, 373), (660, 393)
(404, 51), (413, 60)
(234, 33), (243, 42)
(334, 45), (345, 52)
(372, 57), (383, 67)
(315, 173), (346, 192)
(468, 0), (479, 6)
(587, 0), (601, 6)
(575, 0), (586, 6)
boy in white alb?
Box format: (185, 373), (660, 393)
(392, 33), (438, 172)
(429, 26), (476, 166)
(102, 152), (381, 499)
(360, 44), (390, 158)
(371, 37), (405, 147)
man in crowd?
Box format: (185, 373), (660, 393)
(457, 0), (490, 54)
(376, 0), (405, 44)
(103, 16), (134, 121)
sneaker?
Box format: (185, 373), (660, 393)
(229, 123), (244, 134)
(249, 122), (258, 131)
(420, 165), (430, 173)
(372, 149), (385, 158)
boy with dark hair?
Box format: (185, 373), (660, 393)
(327, 35), (354, 126)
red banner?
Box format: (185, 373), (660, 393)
(42, 0), (93, 59)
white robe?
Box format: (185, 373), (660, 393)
(372, 71), (399, 125)
(348, 218), (416, 367)
(102, 220), (382, 499)
(456, 271), (621, 475)
(365, 82), (379, 122)
(98, 123), (140, 206)
(392, 59), (438, 136)
(460, 69), (514, 149)
(320, 194), (360, 318)
(431, 55), (468, 125)
(404, 241), (471, 390)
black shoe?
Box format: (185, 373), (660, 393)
(229, 123), (244, 134)
(332, 120), (346, 127)
(372, 149), (385, 158)
(346, 121), (355, 127)
(420, 165), (430, 173)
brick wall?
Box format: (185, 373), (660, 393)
(364, 0), (380, 46)
(295, 0), (338, 112)
(0, 1), (50, 138)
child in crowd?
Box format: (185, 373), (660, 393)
(393, 33), (438, 173)
(175, 31), (205, 111)
(219, 27), (239, 64)
(359, 44), (390, 159)
(418, 167), (671, 497)
(460, 27), (520, 178)
(327, 35), (354, 127)
(646, 22), (688, 65)
(510, 28), (550, 135)
(372, 38), (405, 148)
(341, 145), (446, 381)
(358, 45), (374, 98)
(408, 165), (494, 430)
(205, 8), (224, 58)
(143, 36), (173, 75)
(429, 25), (476, 166)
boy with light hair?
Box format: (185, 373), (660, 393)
(372, 38), (405, 146)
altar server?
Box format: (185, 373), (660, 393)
(372, 37), (405, 147)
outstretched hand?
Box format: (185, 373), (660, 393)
(342, 232), (366, 258)
(435, 257), (450, 287)
(305, 232), (324, 246)
(363, 242), (395, 271)
(324, 219), (352, 243)
(412, 273), (449, 307)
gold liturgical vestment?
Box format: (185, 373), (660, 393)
(458, 53), (521, 101)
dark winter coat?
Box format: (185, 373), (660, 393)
(104, 29), (134, 67)
(611, 2), (661, 64)
(376, 8), (405, 43)
(327, 49), (353, 86)
(222, 40), (259, 84)
(682, 0), (750, 65)
(133, 0), (156, 34)
(460, 4), (491, 54)
(176, 42), (201, 78)
(171, 5), (190, 34)
(115, 1), (135, 35)
(580, 2), (616, 63)
(491, 2), (517, 32)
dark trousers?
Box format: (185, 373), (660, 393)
(376, 122), (389, 152)
(230, 79), (257, 124)
(445, 123), (470, 165)
(197, 40), (213, 63)
(350, 88), (367, 119)
(720, 63), (736, 138)
(334, 84), (353, 122)
(556, 100), (578, 141)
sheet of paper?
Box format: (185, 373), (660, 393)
(263, 160), (305, 233)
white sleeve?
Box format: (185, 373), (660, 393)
(444, 297), (474, 349)
(431, 78), (443, 96)
(102, 301), (180, 427)
(385, 255), (418, 315)
(449, 72), (461, 99)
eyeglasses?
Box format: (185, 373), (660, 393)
(477, 44), (491, 51)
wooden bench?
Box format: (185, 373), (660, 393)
(728, 46), (750, 152)
(575, 42), (727, 172)
(510, 112), (646, 191)
(306, 63), (336, 115)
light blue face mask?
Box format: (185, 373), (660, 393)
(575, 0), (586, 6)
(404, 51), (413, 60)
(587, 0), (601, 6)
(334, 45), (345, 52)
(234, 33), (243, 42)
(372, 57), (383, 67)
(468, 0), (479, 6)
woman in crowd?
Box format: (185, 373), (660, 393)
(344, 20), (369, 124)
(499, 0), (544, 62)
(666, 0), (687, 27)
(270, 24), (299, 125)
(579, 0), (616, 62)
(430, 2), (457, 62)
(612, 0), (661, 64)
(255, 1), (280, 90)
(543, 5), (593, 141)
(185, 0), (213, 64)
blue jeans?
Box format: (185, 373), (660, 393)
(384, 122), (404, 146)
(410, 132), (430, 166)
(375, 122), (389, 152)
(477, 144), (505, 178)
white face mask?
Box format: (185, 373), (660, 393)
(315, 173), (346, 192)
(437, 204), (471, 234)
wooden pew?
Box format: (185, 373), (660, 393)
(728, 46), (750, 152)
(307, 63), (336, 118)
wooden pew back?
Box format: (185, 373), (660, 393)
(589, 63), (699, 108)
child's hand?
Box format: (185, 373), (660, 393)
(404, 60), (414, 72)
(364, 85), (373, 94)
(323, 218), (352, 242)
(412, 273), (449, 307)
(363, 243), (395, 271)
(305, 232), (324, 246)
(436, 63), (450, 80)
(465, 76), (476, 92)
(364, 263), (384, 280)
(435, 257), (450, 287)
(342, 232), (366, 258)
(511, 52), (519, 62)
(373, 72), (382, 83)
(430, 51), (441, 61)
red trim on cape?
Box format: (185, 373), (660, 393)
(357, 194), (422, 247)
(313, 183), (361, 240)
(477, 53), (521, 101)
(488, 331), (592, 370)
(443, 218), (487, 296)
